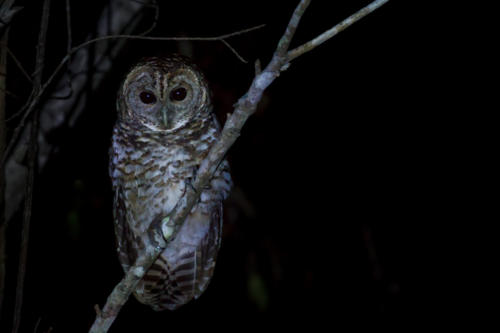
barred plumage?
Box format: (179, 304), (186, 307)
(109, 56), (231, 310)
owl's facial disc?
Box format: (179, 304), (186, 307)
(122, 62), (208, 131)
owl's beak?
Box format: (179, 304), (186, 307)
(161, 107), (168, 128)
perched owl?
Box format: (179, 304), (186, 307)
(109, 55), (231, 311)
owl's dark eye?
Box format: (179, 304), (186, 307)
(169, 87), (187, 101)
(139, 91), (157, 104)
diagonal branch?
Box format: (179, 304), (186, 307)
(88, 0), (390, 332)
(275, 0), (311, 58)
(287, 0), (390, 61)
(0, 25), (8, 328)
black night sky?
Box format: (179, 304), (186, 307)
(1, 0), (465, 332)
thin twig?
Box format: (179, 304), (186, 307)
(0, 86), (19, 98)
(33, 3), (49, 90)
(11, 1), (50, 332)
(33, 317), (42, 333)
(5, 47), (33, 83)
(54, 0), (73, 101)
(10, 61), (36, 333)
(73, 23), (266, 50)
(65, 0), (72, 53)
(220, 39), (248, 63)
(0, 25), (8, 325)
(4, 89), (34, 121)
(138, 0), (159, 36)
(287, 0), (390, 61)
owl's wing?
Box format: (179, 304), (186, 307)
(194, 202), (223, 292)
(113, 185), (140, 272)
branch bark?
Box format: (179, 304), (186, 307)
(88, 0), (390, 331)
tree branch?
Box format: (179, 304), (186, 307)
(89, 239), (164, 333)
(11, 1), (50, 332)
(0, 25), (8, 326)
(88, 0), (390, 331)
(287, 0), (390, 62)
(2, 47), (33, 85)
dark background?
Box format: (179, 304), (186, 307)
(2, 0), (457, 331)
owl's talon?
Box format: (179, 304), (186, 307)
(161, 217), (175, 240)
(185, 178), (198, 193)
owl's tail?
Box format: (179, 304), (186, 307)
(131, 249), (209, 311)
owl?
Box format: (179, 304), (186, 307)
(109, 55), (232, 311)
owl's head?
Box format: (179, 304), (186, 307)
(118, 55), (211, 131)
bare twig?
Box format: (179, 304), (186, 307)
(33, 317), (42, 333)
(220, 39), (248, 63)
(4, 47), (33, 84)
(48, 0), (74, 101)
(11, 1), (50, 332)
(137, 0), (159, 36)
(287, 0), (390, 61)
(68, 23), (265, 62)
(0, 25), (8, 324)
(65, 0), (72, 53)
(93, 304), (102, 317)
(33, 3), (50, 90)
(74, 22), (266, 47)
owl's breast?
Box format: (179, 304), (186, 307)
(117, 141), (201, 231)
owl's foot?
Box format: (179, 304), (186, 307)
(147, 214), (175, 246)
(185, 177), (198, 193)
(161, 216), (175, 240)
(185, 177), (212, 194)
